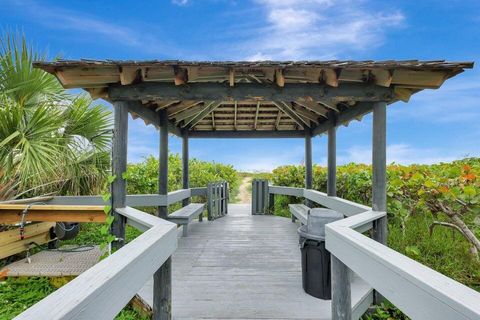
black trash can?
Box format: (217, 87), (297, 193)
(298, 208), (343, 300)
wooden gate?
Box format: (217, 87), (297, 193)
(207, 181), (229, 220)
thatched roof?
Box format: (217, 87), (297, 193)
(34, 59), (473, 137)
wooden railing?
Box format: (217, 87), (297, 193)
(265, 185), (480, 320)
(8, 187), (210, 319)
(14, 206), (177, 320)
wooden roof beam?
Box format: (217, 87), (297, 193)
(155, 100), (181, 112)
(184, 101), (223, 129)
(312, 102), (375, 136)
(189, 130), (306, 139)
(127, 101), (181, 136)
(291, 104), (320, 124)
(108, 82), (394, 102)
(273, 101), (309, 129)
(294, 101), (328, 118)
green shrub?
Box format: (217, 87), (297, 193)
(271, 159), (480, 290)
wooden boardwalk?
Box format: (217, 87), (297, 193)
(138, 204), (370, 319)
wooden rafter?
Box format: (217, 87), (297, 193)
(275, 110), (282, 130)
(272, 101), (309, 128)
(254, 101), (260, 129)
(318, 100), (339, 112)
(234, 101), (237, 130)
(211, 112), (215, 129)
(167, 101), (202, 117)
(291, 105), (320, 124)
(155, 100), (181, 112)
(294, 101), (328, 118)
(184, 101), (222, 128)
(173, 103), (206, 123)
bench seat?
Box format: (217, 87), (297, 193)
(288, 204), (309, 225)
(167, 203), (205, 236)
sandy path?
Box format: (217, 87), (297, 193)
(236, 176), (252, 204)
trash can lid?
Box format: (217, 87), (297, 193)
(297, 208), (344, 241)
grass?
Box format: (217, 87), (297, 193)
(0, 223), (147, 320)
(0, 276), (149, 320)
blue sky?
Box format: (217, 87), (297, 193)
(2, 0), (479, 171)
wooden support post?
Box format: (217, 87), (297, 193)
(372, 101), (387, 305)
(158, 109), (169, 219)
(111, 101), (128, 250)
(372, 101), (387, 243)
(153, 257), (172, 320)
(182, 130), (190, 207)
(305, 130), (313, 207)
(327, 111), (337, 197)
(154, 109), (172, 320)
(331, 256), (351, 320)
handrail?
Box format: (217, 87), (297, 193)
(30, 189), (205, 207)
(267, 185), (371, 217)
(326, 211), (480, 320)
(14, 207), (177, 320)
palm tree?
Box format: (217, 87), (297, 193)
(0, 32), (112, 198)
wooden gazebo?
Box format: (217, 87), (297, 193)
(18, 59), (478, 320)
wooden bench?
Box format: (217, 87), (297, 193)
(166, 203), (205, 237)
(288, 204), (309, 225)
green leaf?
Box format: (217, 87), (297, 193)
(107, 175), (117, 184)
(101, 193), (111, 203)
(100, 225), (109, 235)
(464, 186), (476, 197)
(106, 215), (114, 225)
(405, 245), (421, 257)
(121, 172), (128, 180)
(424, 180), (435, 188)
(103, 205), (111, 215)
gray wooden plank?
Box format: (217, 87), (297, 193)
(138, 204), (371, 320)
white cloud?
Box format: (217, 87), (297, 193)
(239, 0), (404, 60)
(172, 0), (189, 5)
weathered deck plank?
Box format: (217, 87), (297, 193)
(138, 204), (370, 319)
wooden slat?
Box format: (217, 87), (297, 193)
(0, 231), (52, 259)
(0, 222), (55, 246)
(0, 205), (105, 223)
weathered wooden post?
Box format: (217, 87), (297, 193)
(372, 101), (387, 305)
(305, 130), (313, 207)
(327, 111), (337, 197)
(372, 101), (388, 243)
(182, 130), (190, 207)
(154, 109), (172, 320)
(332, 256), (351, 320)
(111, 101), (128, 250)
(158, 109), (169, 220)
(329, 111), (351, 320)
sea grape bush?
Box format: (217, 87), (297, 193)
(271, 158), (480, 289)
(124, 154), (238, 195)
